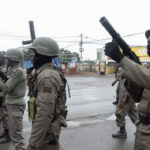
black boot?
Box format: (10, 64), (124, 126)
(112, 127), (127, 138)
(0, 129), (11, 144)
(113, 98), (119, 105)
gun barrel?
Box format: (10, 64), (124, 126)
(100, 17), (135, 58)
(29, 21), (36, 42)
(100, 17), (119, 40)
(112, 80), (117, 86)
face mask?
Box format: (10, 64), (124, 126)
(33, 52), (52, 70)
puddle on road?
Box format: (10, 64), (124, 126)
(67, 121), (81, 127)
(105, 114), (116, 121)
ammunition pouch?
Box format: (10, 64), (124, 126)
(53, 115), (67, 128)
(139, 115), (150, 125)
(48, 115), (67, 144)
(124, 80), (143, 103)
(28, 97), (36, 123)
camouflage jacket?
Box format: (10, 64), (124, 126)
(120, 57), (150, 133)
(29, 62), (67, 147)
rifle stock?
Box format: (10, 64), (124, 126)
(112, 79), (118, 86)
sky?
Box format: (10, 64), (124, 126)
(0, 0), (150, 60)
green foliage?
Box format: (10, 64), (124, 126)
(23, 48), (80, 63)
(59, 49), (80, 63)
(83, 59), (96, 64)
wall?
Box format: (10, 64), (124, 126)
(76, 64), (98, 73)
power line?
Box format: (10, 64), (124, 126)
(0, 31), (145, 47)
(51, 35), (80, 39)
(83, 32), (145, 43)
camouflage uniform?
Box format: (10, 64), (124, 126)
(120, 57), (150, 150)
(28, 63), (67, 150)
(0, 66), (8, 130)
(0, 49), (26, 150)
(26, 37), (68, 150)
(0, 64), (26, 150)
(115, 67), (122, 101)
(115, 78), (137, 128)
(0, 65), (11, 139)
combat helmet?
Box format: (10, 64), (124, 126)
(5, 48), (24, 62)
(29, 37), (59, 57)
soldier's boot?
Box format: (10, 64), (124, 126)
(0, 129), (11, 144)
(113, 98), (119, 105)
(112, 127), (127, 138)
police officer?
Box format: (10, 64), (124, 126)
(112, 69), (137, 138)
(26, 37), (67, 150)
(104, 32), (150, 150)
(0, 48), (26, 149)
(112, 67), (122, 105)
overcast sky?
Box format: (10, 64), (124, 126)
(0, 0), (150, 60)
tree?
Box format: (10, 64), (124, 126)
(23, 48), (80, 63)
(59, 49), (80, 63)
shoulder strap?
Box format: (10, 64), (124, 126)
(54, 66), (71, 98)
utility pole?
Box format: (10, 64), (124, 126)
(79, 34), (84, 72)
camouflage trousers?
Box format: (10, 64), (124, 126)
(37, 119), (62, 150)
(116, 82), (120, 99)
(115, 98), (137, 127)
(7, 104), (26, 150)
(134, 127), (150, 150)
(0, 104), (8, 130)
(37, 143), (60, 150)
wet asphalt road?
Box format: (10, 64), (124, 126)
(0, 74), (136, 150)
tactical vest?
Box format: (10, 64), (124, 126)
(28, 65), (68, 125)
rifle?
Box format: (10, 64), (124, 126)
(112, 79), (118, 86)
(0, 70), (8, 81)
(99, 17), (141, 64)
(22, 21), (36, 45)
(100, 17), (144, 102)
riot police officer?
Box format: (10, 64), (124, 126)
(0, 48), (26, 150)
(0, 51), (11, 143)
(104, 31), (150, 150)
(112, 69), (137, 138)
(26, 37), (67, 150)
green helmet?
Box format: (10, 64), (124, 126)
(5, 48), (24, 62)
(30, 37), (59, 57)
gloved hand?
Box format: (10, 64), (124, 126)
(0, 71), (8, 81)
(104, 40), (124, 63)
